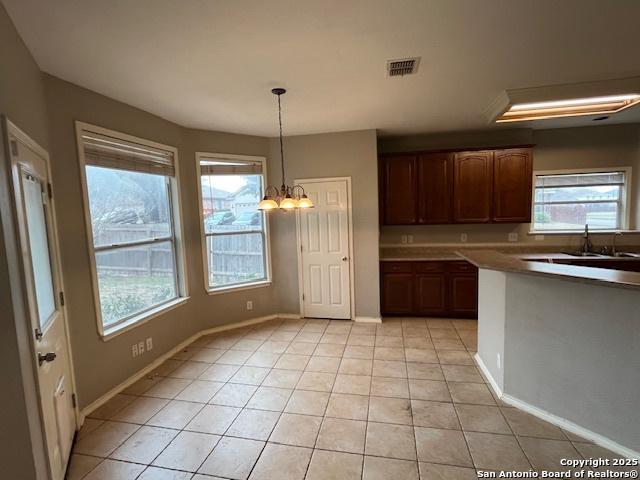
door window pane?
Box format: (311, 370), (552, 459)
(95, 241), (177, 326)
(23, 175), (56, 327)
(206, 233), (266, 288)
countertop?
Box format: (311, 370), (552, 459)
(458, 250), (640, 291)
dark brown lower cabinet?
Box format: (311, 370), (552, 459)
(381, 261), (477, 317)
(449, 274), (478, 315)
(415, 274), (447, 315)
(381, 273), (414, 315)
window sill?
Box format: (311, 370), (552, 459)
(101, 297), (190, 341)
(206, 280), (271, 296)
(528, 229), (640, 236)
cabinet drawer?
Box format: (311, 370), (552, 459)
(381, 262), (413, 273)
(447, 261), (477, 273)
(414, 262), (446, 273)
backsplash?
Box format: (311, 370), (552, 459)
(379, 223), (640, 250)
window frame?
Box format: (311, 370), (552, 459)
(195, 152), (272, 294)
(529, 166), (633, 234)
(75, 121), (189, 340)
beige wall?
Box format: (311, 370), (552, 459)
(0, 4), (50, 478)
(43, 75), (282, 408)
(378, 124), (640, 249)
(269, 130), (381, 319)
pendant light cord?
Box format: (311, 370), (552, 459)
(277, 93), (286, 189)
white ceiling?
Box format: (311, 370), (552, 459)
(4, 0), (640, 137)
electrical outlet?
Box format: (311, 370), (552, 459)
(146, 337), (153, 351)
(401, 235), (408, 244)
(138, 341), (145, 355)
(407, 235), (413, 244)
(460, 233), (468, 243)
(535, 235), (545, 241)
(132, 344), (138, 357)
(497, 353), (501, 369)
(246, 300), (253, 311)
(508, 232), (519, 242)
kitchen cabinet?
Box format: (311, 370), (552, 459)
(453, 150), (494, 223)
(493, 148), (533, 223)
(417, 153), (453, 224)
(380, 262), (414, 314)
(379, 146), (533, 225)
(381, 261), (478, 317)
(381, 155), (418, 225)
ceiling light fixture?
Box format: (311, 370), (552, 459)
(495, 93), (640, 123)
(258, 88), (314, 212)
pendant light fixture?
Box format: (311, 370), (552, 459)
(258, 88), (314, 211)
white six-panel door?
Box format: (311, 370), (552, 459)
(297, 179), (352, 319)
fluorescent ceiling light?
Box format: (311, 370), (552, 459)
(496, 94), (640, 123)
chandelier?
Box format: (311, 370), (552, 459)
(257, 88), (314, 211)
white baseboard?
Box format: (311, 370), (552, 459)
(501, 394), (640, 460)
(473, 353), (503, 398)
(80, 313), (289, 421)
(474, 355), (639, 459)
(354, 316), (382, 323)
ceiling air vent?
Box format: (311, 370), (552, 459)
(387, 57), (421, 77)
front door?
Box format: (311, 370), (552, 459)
(6, 120), (76, 480)
(297, 178), (352, 319)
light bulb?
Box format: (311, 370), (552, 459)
(297, 195), (314, 209)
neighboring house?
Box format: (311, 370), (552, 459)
(201, 184), (231, 215)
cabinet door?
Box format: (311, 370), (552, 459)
(453, 151), (493, 223)
(415, 273), (447, 315)
(381, 273), (414, 314)
(449, 274), (478, 316)
(381, 156), (418, 224)
(493, 148), (533, 223)
(417, 153), (453, 224)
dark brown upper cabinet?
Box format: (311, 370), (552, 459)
(417, 153), (453, 224)
(492, 148), (533, 223)
(453, 150), (494, 223)
(381, 155), (418, 225)
(379, 146), (533, 225)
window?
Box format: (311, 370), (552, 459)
(197, 153), (270, 291)
(77, 123), (186, 336)
(532, 168), (630, 232)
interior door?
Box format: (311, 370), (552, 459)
(298, 179), (351, 319)
(7, 121), (76, 480)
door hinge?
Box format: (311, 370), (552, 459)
(34, 328), (43, 341)
(71, 393), (77, 408)
(302, 293), (305, 301)
(300, 245), (303, 252)
(47, 183), (53, 199)
(10, 140), (18, 156)
(59, 291), (65, 306)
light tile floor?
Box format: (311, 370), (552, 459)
(67, 317), (634, 480)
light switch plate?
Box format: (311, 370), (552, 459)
(132, 344), (138, 357)
(401, 235), (408, 244)
(460, 233), (468, 243)
(246, 300), (253, 311)
(138, 341), (145, 355)
(508, 232), (518, 242)
(407, 235), (413, 244)
(535, 235), (545, 241)
(146, 337), (153, 351)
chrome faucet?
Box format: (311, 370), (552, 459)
(581, 224), (592, 254)
(612, 231), (623, 256)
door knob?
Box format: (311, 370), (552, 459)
(38, 352), (56, 366)
(342, 256), (349, 262)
